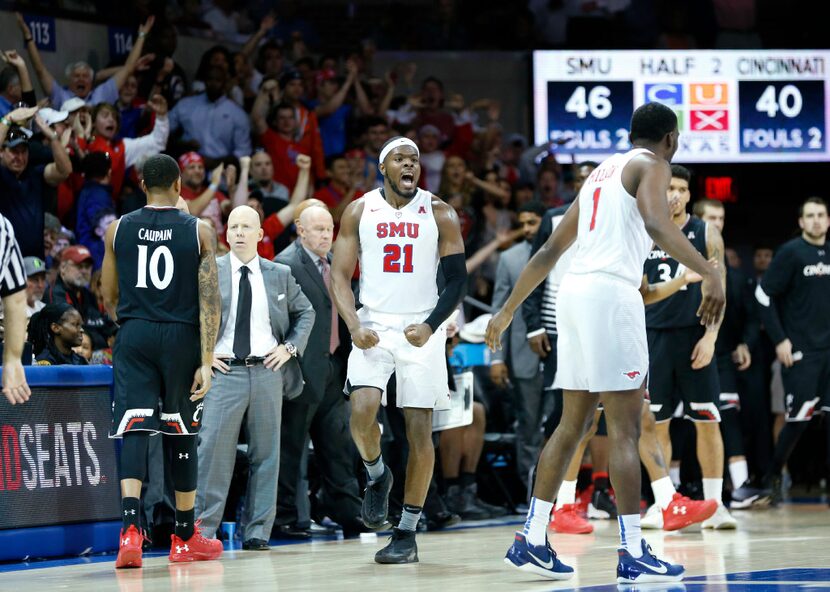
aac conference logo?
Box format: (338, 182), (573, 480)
(690, 83), (729, 132)
(644, 83), (684, 130)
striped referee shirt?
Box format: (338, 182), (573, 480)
(0, 214), (27, 298)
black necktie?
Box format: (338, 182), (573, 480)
(233, 265), (252, 360)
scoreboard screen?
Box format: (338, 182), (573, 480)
(532, 50), (830, 162)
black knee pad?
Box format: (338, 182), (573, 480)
(120, 431), (150, 481)
(168, 435), (198, 492)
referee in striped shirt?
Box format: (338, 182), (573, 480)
(0, 213), (31, 404)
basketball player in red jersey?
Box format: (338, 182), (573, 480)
(486, 103), (724, 584)
(331, 137), (467, 564)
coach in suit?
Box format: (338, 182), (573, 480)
(196, 205), (314, 550)
(274, 204), (364, 536)
(490, 202), (546, 489)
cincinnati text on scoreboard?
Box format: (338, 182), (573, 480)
(533, 51), (830, 163)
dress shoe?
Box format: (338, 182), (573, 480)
(305, 521), (336, 536)
(242, 538), (270, 551)
(272, 524), (311, 540)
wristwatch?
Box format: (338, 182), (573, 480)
(284, 342), (297, 358)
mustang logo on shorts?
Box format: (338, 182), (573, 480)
(623, 370), (641, 380)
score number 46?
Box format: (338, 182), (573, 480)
(565, 85), (612, 119)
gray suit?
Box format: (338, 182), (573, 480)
(274, 241), (361, 528)
(491, 242), (546, 487)
(196, 254), (315, 541)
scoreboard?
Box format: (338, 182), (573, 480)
(532, 50), (830, 162)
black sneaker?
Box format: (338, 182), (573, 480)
(762, 473), (783, 507)
(730, 480), (766, 509)
(374, 528), (418, 564)
(425, 511), (461, 531)
(445, 484), (490, 520)
(362, 466), (394, 529)
(466, 483), (509, 518)
(588, 487), (618, 519)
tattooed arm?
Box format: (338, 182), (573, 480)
(191, 220), (220, 400)
(690, 222), (727, 369)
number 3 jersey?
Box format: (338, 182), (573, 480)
(567, 148), (654, 288)
(643, 215), (708, 329)
(114, 206), (201, 325)
(358, 188), (440, 315)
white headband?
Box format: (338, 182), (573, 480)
(379, 137), (419, 167)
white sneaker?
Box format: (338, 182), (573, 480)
(702, 503), (738, 529)
(641, 503), (663, 529)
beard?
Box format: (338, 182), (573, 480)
(388, 178), (417, 200)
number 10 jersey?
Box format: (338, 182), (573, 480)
(114, 206), (201, 325)
(358, 188), (440, 315)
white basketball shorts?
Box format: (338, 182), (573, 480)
(346, 307), (451, 410)
(553, 273), (649, 393)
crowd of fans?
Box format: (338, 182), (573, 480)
(0, 2), (826, 543)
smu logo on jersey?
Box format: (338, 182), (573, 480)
(376, 222), (420, 239)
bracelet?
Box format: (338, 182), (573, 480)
(138, 31), (147, 38)
(0, 117), (10, 127)
(24, 37), (33, 43)
(208, 183), (219, 192)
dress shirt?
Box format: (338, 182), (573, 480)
(168, 93), (252, 159)
(51, 78), (118, 109)
(215, 252), (277, 357)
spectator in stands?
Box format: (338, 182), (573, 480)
(313, 154), (363, 224)
(359, 117), (390, 189)
(248, 150), (290, 215)
(238, 15), (278, 84)
(252, 97), (308, 190)
(23, 256), (46, 318)
(84, 96), (169, 199)
(309, 60), (371, 156)
(29, 303), (87, 365)
(44, 245), (110, 350)
(1, 50), (36, 117)
(192, 46), (242, 103)
(76, 152), (113, 265)
(73, 332), (94, 363)
(279, 70), (326, 180)
(536, 167), (565, 207)
(202, 0), (247, 41)
(0, 107), (72, 259)
(178, 152), (233, 240)
(115, 74), (145, 140)
(169, 65), (251, 164)
(141, 22), (188, 107)
(19, 13), (156, 109)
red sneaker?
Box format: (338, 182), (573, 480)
(576, 485), (593, 516)
(550, 504), (594, 534)
(116, 524), (146, 569)
(169, 522), (223, 563)
(662, 493), (718, 531)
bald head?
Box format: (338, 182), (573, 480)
(226, 205), (264, 262)
(294, 198), (329, 224)
(298, 205), (334, 258)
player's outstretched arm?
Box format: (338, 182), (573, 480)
(193, 220), (220, 400)
(635, 158), (724, 327)
(101, 219), (120, 321)
(485, 200), (579, 352)
(331, 200), (378, 350)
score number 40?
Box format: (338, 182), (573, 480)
(755, 84), (802, 118)
(565, 86), (612, 119)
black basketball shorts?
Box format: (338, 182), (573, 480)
(110, 320), (203, 437)
(781, 349), (830, 422)
(646, 326), (721, 423)
(716, 352), (740, 410)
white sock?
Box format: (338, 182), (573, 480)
(522, 497), (553, 547)
(669, 466), (681, 488)
(703, 478), (724, 503)
(651, 476), (676, 510)
(554, 480), (577, 510)
(618, 514), (643, 558)
(729, 459), (749, 489)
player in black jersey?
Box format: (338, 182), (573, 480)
(101, 154), (223, 568)
(735, 197), (830, 506)
(642, 165), (736, 528)
(694, 199), (760, 502)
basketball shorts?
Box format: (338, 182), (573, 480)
(554, 273), (648, 393)
(110, 320), (202, 438)
(345, 308), (450, 410)
(716, 352), (741, 410)
(646, 326), (721, 423)
(781, 349), (830, 422)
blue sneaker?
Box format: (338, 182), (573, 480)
(504, 532), (574, 580)
(617, 539), (684, 584)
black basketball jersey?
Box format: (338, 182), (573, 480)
(644, 215), (708, 329)
(114, 206), (201, 325)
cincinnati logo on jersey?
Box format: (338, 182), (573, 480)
(648, 249), (671, 260)
(376, 222), (420, 239)
(802, 262), (830, 277)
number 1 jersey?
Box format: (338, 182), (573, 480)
(358, 188), (440, 315)
(114, 206), (201, 325)
(567, 148), (655, 289)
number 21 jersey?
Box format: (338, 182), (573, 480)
(114, 206), (201, 325)
(358, 188), (440, 315)
(567, 148), (655, 289)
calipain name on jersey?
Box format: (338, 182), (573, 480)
(802, 261), (830, 276)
